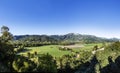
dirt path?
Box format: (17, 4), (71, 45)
(92, 48), (105, 54)
(61, 44), (84, 49)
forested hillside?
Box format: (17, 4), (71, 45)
(14, 33), (119, 47)
(1, 26), (120, 73)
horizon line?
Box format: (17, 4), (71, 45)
(13, 33), (120, 39)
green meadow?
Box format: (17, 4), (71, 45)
(20, 43), (103, 57)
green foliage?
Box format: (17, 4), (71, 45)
(56, 51), (92, 73)
(106, 41), (120, 53)
(100, 56), (120, 73)
(12, 53), (57, 73)
(79, 51), (92, 63)
(0, 26), (14, 60)
(14, 35), (58, 47)
(14, 45), (25, 53)
(93, 45), (99, 50)
(0, 26), (13, 42)
(1, 26), (120, 73)
(12, 55), (36, 72)
(95, 41), (120, 69)
(14, 33), (118, 47)
(1, 26), (9, 33)
(36, 53), (57, 73)
(0, 26), (15, 72)
(20, 45), (72, 57)
(94, 63), (100, 73)
(0, 41), (15, 65)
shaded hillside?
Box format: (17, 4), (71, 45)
(14, 33), (119, 44)
(14, 35), (57, 42)
(75, 41), (120, 73)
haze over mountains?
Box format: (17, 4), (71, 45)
(14, 33), (119, 43)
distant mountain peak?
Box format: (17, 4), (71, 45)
(14, 33), (119, 43)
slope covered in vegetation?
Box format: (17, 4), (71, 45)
(1, 26), (120, 73)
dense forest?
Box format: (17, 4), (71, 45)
(14, 33), (119, 47)
(1, 26), (120, 73)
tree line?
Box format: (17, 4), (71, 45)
(1, 26), (120, 73)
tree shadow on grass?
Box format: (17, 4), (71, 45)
(100, 56), (120, 73)
(16, 48), (32, 54)
(75, 55), (99, 73)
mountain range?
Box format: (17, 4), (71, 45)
(14, 33), (119, 43)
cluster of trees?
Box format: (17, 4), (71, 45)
(56, 51), (92, 73)
(0, 25), (93, 73)
(13, 35), (58, 47)
(106, 41), (120, 53)
(0, 26), (57, 72)
(12, 53), (57, 72)
(63, 41), (120, 73)
(1, 26), (120, 73)
(100, 56), (120, 73)
(58, 47), (73, 51)
(75, 41), (120, 73)
(13, 33), (119, 47)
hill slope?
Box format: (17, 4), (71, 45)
(14, 33), (119, 43)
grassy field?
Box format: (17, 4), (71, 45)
(20, 43), (103, 57)
(20, 45), (71, 57)
(71, 43), (103, 52)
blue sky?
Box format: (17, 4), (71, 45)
(0, 0), (120, 38)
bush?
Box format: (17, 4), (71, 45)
(12, 55), (36, 72)
(36, 53), (57, 73)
